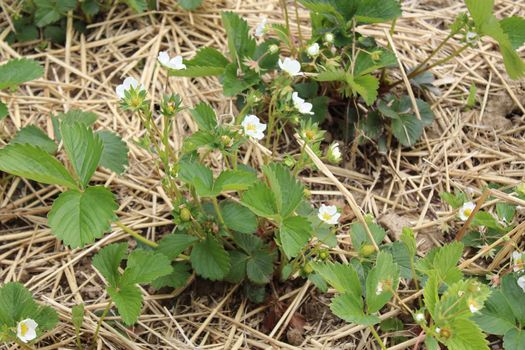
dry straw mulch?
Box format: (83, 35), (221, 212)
(1, 0), (525, 349)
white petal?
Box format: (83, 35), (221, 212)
(518, 276), (525, 292)
(158, 51), (170, 65)
(115, 84), (126, 99)
(123, 77), (138, 89)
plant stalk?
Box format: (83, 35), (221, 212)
(91, 300), (112, 349)
(115, 221), (158, 248)
(369, 326), (387, 350)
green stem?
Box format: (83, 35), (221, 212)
(212, 197), (225, 227)
(369, 326), (387, 350)
(264, 94), (277, 150)
(115, 221), (158, 248)
(91, 300), (112, 349)
(281, 0), (294, 54)
(293, 0), (303, 47)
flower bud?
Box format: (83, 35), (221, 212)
(359, 244), (376, 257)
(180, 207), (191, 221)
(324, 33), (334, 44)
(269, 44), (279, 54)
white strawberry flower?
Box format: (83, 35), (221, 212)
(115, 77), (145, 99)
(435, 327), (441, 334)
(327, 142), (342, 164)
(292, 92), (314, 115)
(157, 51), (186, 70)
(318, 204), (340, 225)
(518, 276), (525, 293)
(17, 319), (38, 343)
(414, 313), (425, 322)
(468, 299), (480, 313)
(255, 16), (268, 38)
(324, 33), (334, 44)
(458, 201), (476, 221)
(513, 251), (525, 272)
(307, 43), (320, 57)
(278, 57), (302, 76)
(241, 114), (266, 140)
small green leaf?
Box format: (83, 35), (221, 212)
(312, 261), (361, 296)
(214, 170), (257, 193)
(400, 227), (416, 258)
(178, 160), (214, 196)
(416, 241), (463, 286)
(330, 293), (380, 325)
(177, 0), (203, 10)
(0, 58), (43, 90)
(241, 182), (279, 219)
(496, 203), (516, 223)
(0, 143), (77, 188)
(220, 201), (257, 234)
(222, 63), (260, 97)
(120, 250), (173, 286)
(48, 186), (118, 247)
(151, 263), (192, 289)
(316, 69), (347, 82)
(190, 234), (230, 280)
(365, 252), (399, 313)
(440, 191), (467, 209)
(190, 102), (218, 131)
(263, 163), (304, 218)
(72, 304), (84, 332)
(107, 284), (142, 325)
(34, 0), (76, 27)
(156, 234), (197, 260)
(348, 74), (379, 106)
(169, 47), (229, 77)
(350, 219), (386, 250)
(221, 11), (256, 61)
(92, 243), (128, 287)
(97, 131), (129, 174)
(61, 122), (103, 187)
(280, 216), (312, 258)
(11, 125), (57, 154)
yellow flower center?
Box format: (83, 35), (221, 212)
(305, 130), (315, 140)
(322, 213), (332, 221)
(246, 123), (256, 132)
(463, 208), (472, 217)
(20, 322), (28, 336)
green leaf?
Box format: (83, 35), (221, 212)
(92, 243), (128, 287)
(425, 335), (440, 350)
(400, 227), (416, 258)
(496, 203), (516, 223)
(61, 122), (103, 187)
(316, 69), (347, 82)
(0, 58), (44, 90)
(473, 290), (517, 336)
(0, 282), (58, 331)
(225, 250), (248, 283)
(156, 233), (197, 260)
(124, 0), (147, 12)
(72, 304), (84, 332)
(365, 252), (399, 313)
(120, 249), (173, 286)
(57, 109), (98, 127)
(354, 49), (397, 76)
(178, 160), (214, 196)
(246, 249), (274, 284)
(107, 284), (142, 325)
(34, 0), (76, 27)
(96, 131), (129, 174)
(241, 182), (279, 219)
(350, 219), (386, 250)
(0, 143), (77, 188)
(423, 272), (439, 319)
(190, 234), (230, 280)
(501, 274), (525, 325)
(169, 47), (229, 77)
(11, 125), (57, 154)
(222, 63), (260, 96)
(348, 74), (379, 106)
(330, 293), (380, 325)
(151, 263), (192, 289)
(221, 11), (256, 61)
(504, 328), (525, 350)
(0, 101), (7, 120)
(177, 0), (203, 10)
(312, 261), (361, 296)
(214, 170), (257, 193)
(220, 201), (257, 234)
(440, 191), (467, 209)
(263, 163), (304, 218)
(355, 0), (402, 23)
(391, 114), (426, 147)
(500, 17), (525, 50)
(48, 186), (118, 247)
(416, 241), (463, 286)
(279, 216), (312, 258)
(441, 318), (489, 350)
(190, 102), (218, 131)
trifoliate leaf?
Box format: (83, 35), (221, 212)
(416, 241), (463, 286)
(34, 0), (76, 27)
(120, 249), (173, 286)
(365, 252), (400, 313)
(263, 163), (304, 218)
(151, 263), (192, 289)
(220, 201), (257, 234)
(241, 182), (279, 219)
(190, 102), (218, 131)
(0, 58), (43, 90)
(11, 125), (57, 154)
(92, 243), (128, 287)
(156, 233), (197, 260)
(96, 131), (129, 174)
(312, 261), (362, 296)
(61, 122), (103, 187)
(107, 284), (142, 325)
(279, 216), (312, 258)
(348, 74), (379, 106)
(190, 234), (230, 280)
(0, 143), (77, 188)
(48, 186), (118, 247)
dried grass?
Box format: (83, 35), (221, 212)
(0, 0), (525, 348)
